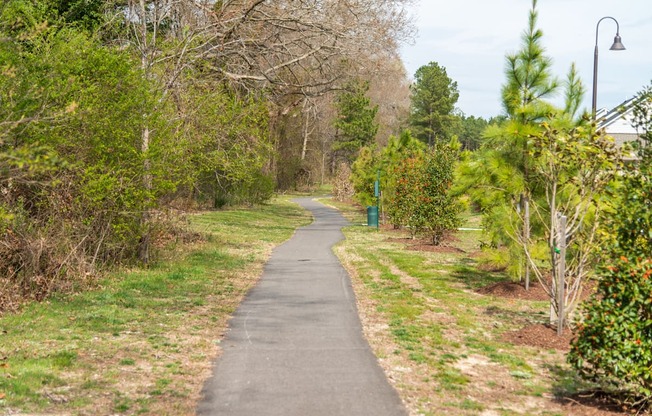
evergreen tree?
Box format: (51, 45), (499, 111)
(386, 138), (462, 244)
(350, 145), (380, 207)
(333, 80), (379, 163)
(498, 0), (558, 179)
(457, 114), (489, 151)
(409, 62), (459, 145)
(457, 0), (559, 279)
(458, 0), (620, 327)
(501, 0), (558, 124)
(379, 130), (424, 224)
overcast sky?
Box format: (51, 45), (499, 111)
(400, 0), (652, 119)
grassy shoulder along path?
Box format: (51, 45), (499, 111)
(0, 197), (311, 415)
(327, 199), (587, 416)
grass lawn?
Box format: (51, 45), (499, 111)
(0, 194), (599, 416)
(0, 196), (311, 415)
(327, 198), (590, 416)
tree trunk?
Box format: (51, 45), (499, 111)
(138, 125), (152, 264)
(523, 194), (530, 290)
(301, 102), (310, 161)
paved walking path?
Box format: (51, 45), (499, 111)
(197, 198), (407, 416)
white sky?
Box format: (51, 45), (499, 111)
(400, 0), (652, 119)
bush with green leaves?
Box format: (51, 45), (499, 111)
(568, 85), (652, 405)
(568, 256), (652, 402)
(350, 131), (425, 210)
(386, 140), (461, 244)
(350, 146), (380, 207)
(378, 131), (424, 223)
(0, 6), (167, 301)
(179, 83), (274, 208)
(386, 154), (420, 232)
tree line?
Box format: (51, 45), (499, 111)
(0, 0), (416, 308)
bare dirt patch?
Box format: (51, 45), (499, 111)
(502, 323), (574, 351)
(476, 280), (550, 301)
(477, 279), (599, 352)
(386, 232), (466, 252)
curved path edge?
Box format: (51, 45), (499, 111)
(197, 197), (407, 416)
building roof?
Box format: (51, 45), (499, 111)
(597, 97), (640, 134)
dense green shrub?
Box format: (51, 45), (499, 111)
(386, 140), (461, 244)
(568, 256), (652, 401)
(350, 146), (380, 207)
(568, 85), (652, 406)
(378, 131), (424, 226)
(210, 171), (275, 208)
(0, 7), (164, 304)
(386, 155), (422, 234)
(180, 83), (275, 207)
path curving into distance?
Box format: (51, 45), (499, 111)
(197, 197), (407, 416)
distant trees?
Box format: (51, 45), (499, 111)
(456, 114), (490, 151)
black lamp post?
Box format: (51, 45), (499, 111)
(592, 16), (626, 119)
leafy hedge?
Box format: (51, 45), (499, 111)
(568, 256), (652, 400)
(385, 140), (461, 245)
(568, 85), (652, 406)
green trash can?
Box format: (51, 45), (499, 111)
(367, 206), (379, 227)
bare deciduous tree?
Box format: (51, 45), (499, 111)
(119, 0), (415, 216)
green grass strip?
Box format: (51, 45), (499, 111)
(0, 196), (311, 414)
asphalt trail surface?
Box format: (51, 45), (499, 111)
(197, 197), (407, 416)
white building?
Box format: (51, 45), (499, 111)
(596, 97), (642, 148)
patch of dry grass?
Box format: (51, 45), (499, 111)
(334, 210), (573, 416)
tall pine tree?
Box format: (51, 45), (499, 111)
(409, 62), (459, 146)
(333, 80), (379, 164)
(457, 0), (558, 280)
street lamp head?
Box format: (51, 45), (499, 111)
(610, 34), (626, 50)
(592, 16), (626, 119)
